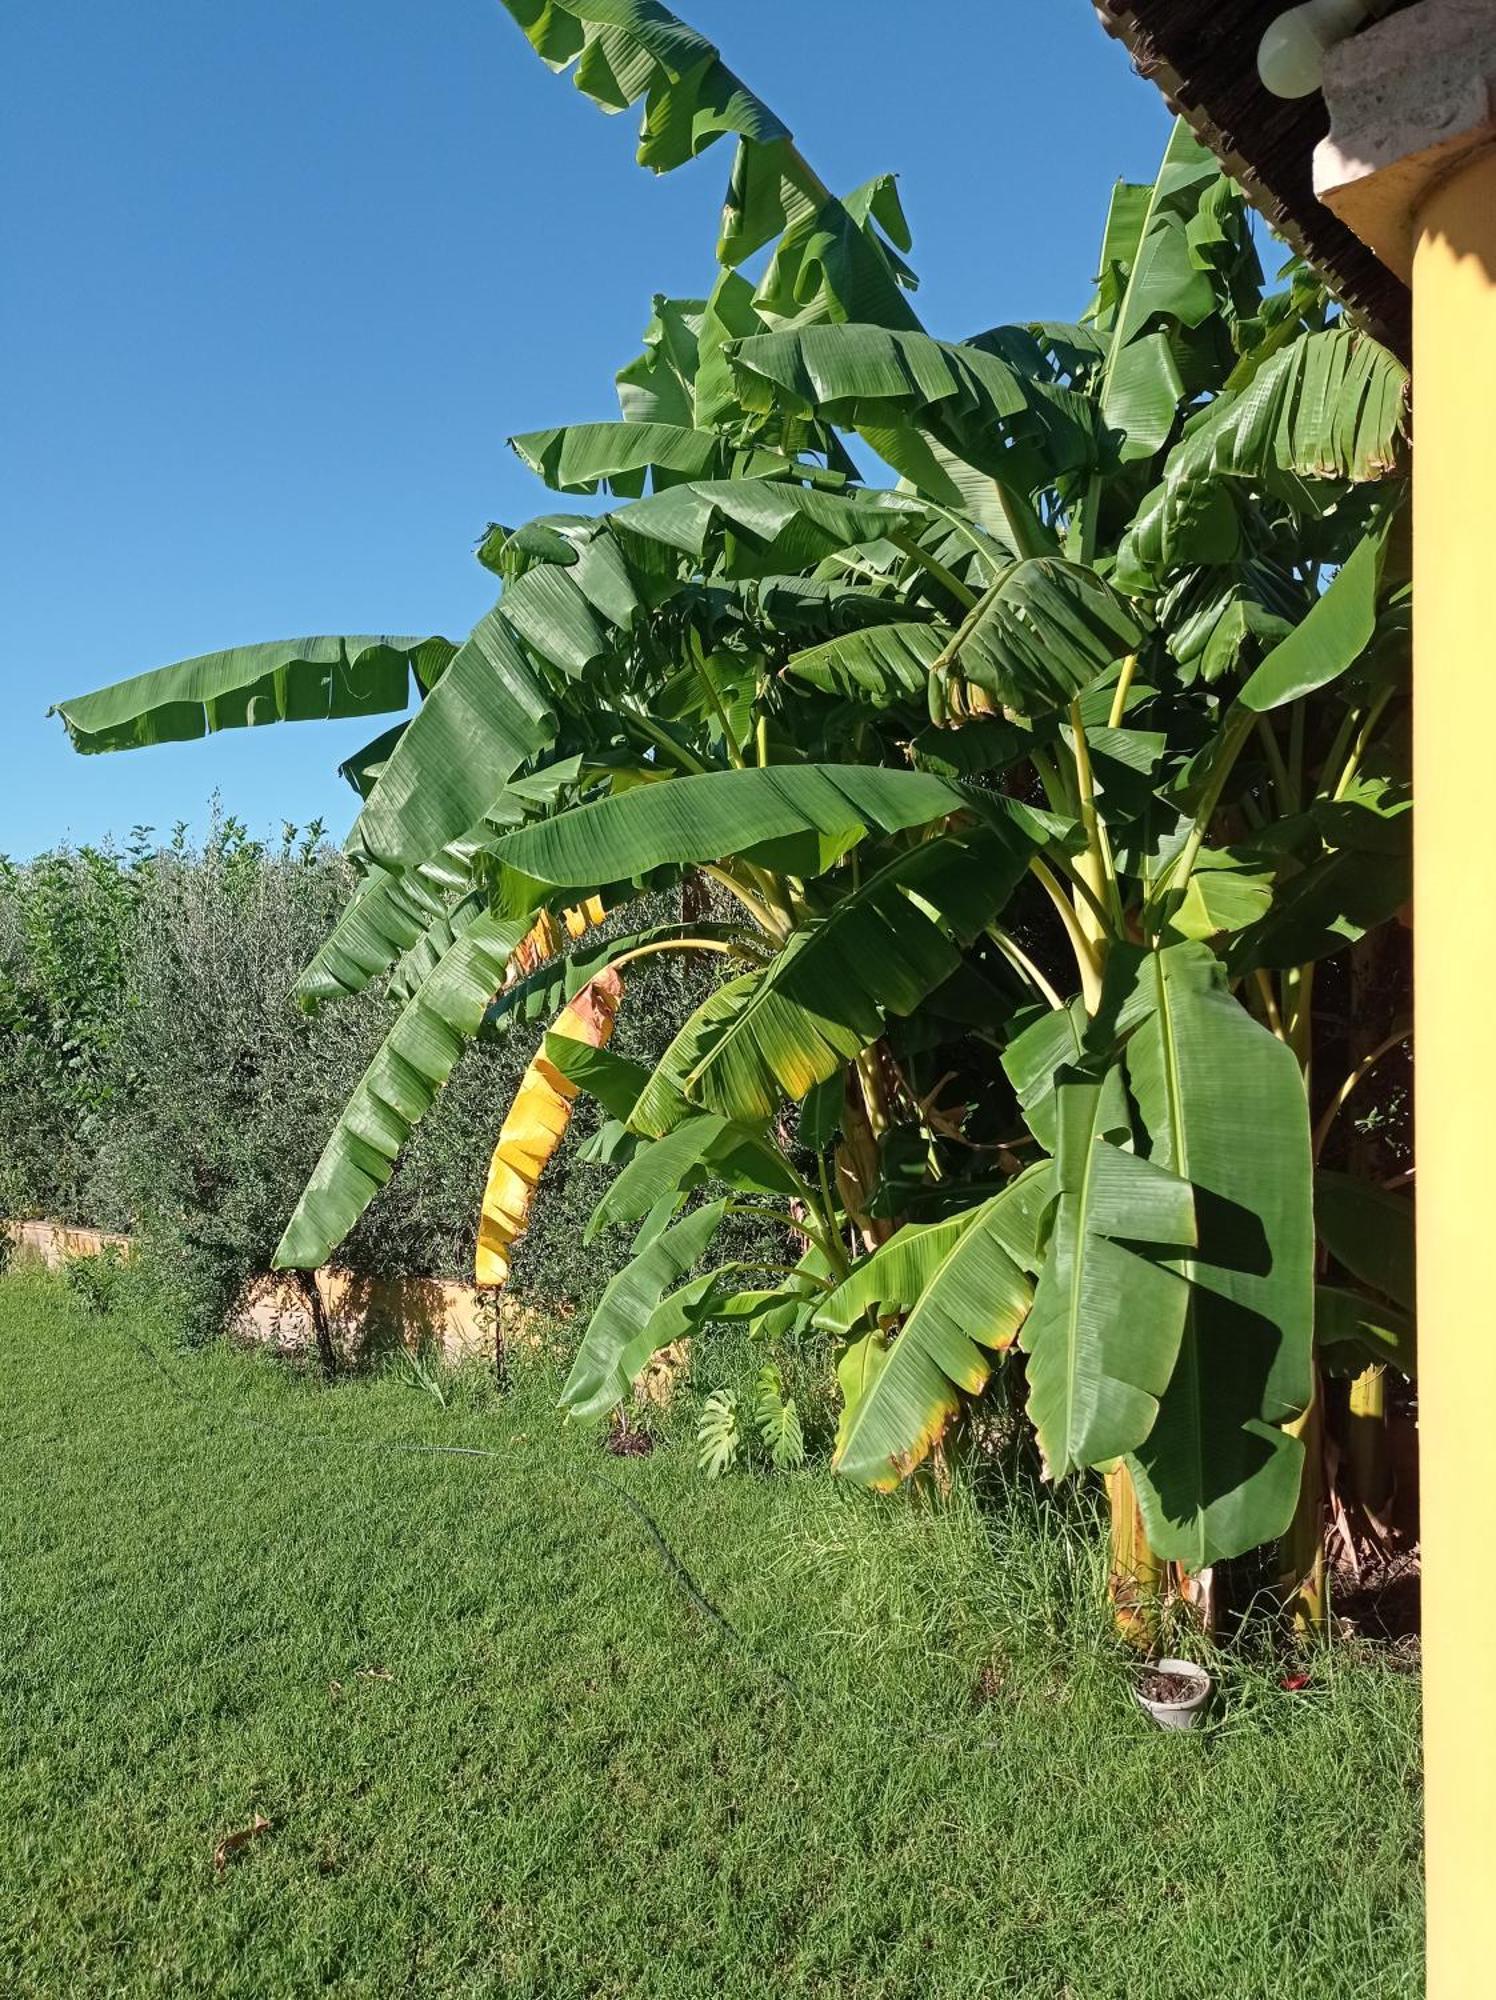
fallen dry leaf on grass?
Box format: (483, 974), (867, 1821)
(212, 1813), (272, 1875)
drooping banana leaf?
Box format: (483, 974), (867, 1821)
(1228, 785), (1411, 974)
(272, 909), (535, 1269)
(1116, 328), (1408, 586)
(489, 763), (968, 895)
(616, 292), (708, 428)
(610, 478), (926, 571)
(1238, 518), (1389, 711)
(819, 1164), (1052, 1337)
(1315, 1170), (1414, 1313)
(51, 636), (451, 755)
(295, 833), (495, 1005)
(628, 826), (1039, 1134)
(786, 555), (1144, 721)
(339, 721), (409, 798)
(1157, 559), (1304, 684)
(476, 920), (750, 1043)
(784, 620), (940, 706)
(827, 1168), (1053, 1490)
(385, 892), (494, 1011)
(729, 323), (1105, 495)
(1001, 1000), (1088, 1154)
(344, 608), (556, 875)
(1120, 941), (1315, 1568)
(583, 1109), (799, 1239)
(1315, 1284), (1416, 1378)
(1022, 1071), (1196, 1481)
(495, 0), (917, 329)
(559, 1199), (730, 1420)
(475, 970), (625, 1286)
(510, 421), (725, 496)
(936, 560), (1146, 718)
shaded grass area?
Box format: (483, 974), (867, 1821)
(2, 1273), (1422, 1998)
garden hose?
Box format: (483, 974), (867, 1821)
(121, 1332), (801, 1704)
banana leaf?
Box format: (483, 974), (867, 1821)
(52, 636), (450, 754)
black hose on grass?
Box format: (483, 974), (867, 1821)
(122, 1331), (800, 1703)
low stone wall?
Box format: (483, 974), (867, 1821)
(233, 1269), (495, 1364)
(6, 1219), (131, 1267)
(5, 1219), (497, 1364)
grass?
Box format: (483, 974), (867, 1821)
(2, 1269), (1422, 1998)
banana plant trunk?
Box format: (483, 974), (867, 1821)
(1277, 1373), (1327, 1636)
(835, 1056), (894, 1253)
(1346, 1363), (1392, 1515)
(1106, 1463), (1164, 1648)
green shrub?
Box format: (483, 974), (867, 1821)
(0, 813), (741, 1340)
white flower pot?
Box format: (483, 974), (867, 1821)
(1133, 1657), (1213, 1730)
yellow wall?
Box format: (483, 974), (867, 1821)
(1414, 145), (1496, 2000)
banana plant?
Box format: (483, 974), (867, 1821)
(50, 0), (1412, 1618)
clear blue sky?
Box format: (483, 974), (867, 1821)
(2, 1), (1171, 857)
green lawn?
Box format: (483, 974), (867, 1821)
(1, 1271), (1422, 1998)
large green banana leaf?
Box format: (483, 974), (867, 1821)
(1117, 329), (1408, 586)
(51, 636), (450, 754)
(582, 1109), (799, 1239)
(510, 421), (725, 496)
(628, 827), (1039, 1134)
(1091, 122), (1253, 462)
(1228, 783), (1411, 974)
(1315, 1170), (1414, 1313)
(1157, 559), (1303, 684)
(477, 921), (749, 1044)
(489, 763), (967, 894)
(729, 324), (1104, 493)
(1001, 1000), (1088, 1154)
(559, 1199), (729, 1420)
(818, 1212), (982, 1334)
(344, 609), (555, 875)
(784, 621), (942, 706)
(827, 1168), (1053, 1489)
(785, 556), (1144, 719)
(296, 836), (493, 1005)
(495, 1), (916, 329)
(1238, 519), (1388, 711)
(273, 909), (534, 1269)
(938, 560), (1146, 717)
(616, 293), (709, 428)
(1022, 1071), (1196, 1481)
(610, 478), (925, 570)
(1120, 942), (1315, 1568)
(338, 721), (410, 798)
(1315, 1285), (1416, 1378)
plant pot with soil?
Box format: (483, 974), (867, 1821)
(1133, 1657), (1213, 1730)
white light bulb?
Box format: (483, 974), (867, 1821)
(1257, 0), (1370, 99)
